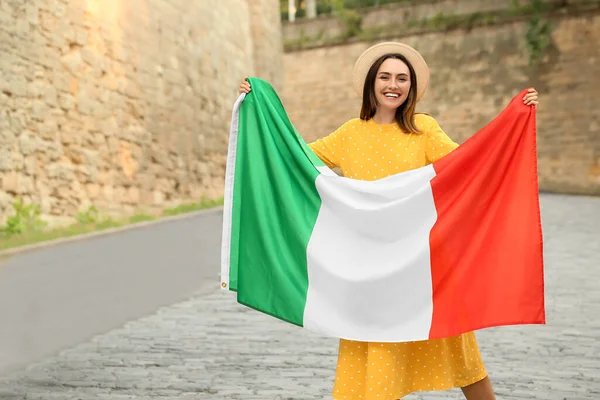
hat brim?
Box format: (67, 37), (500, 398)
(353, 42), (429, 102)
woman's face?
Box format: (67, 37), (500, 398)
(373, 58), (411, 112)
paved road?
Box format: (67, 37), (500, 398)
(0, 193), (599, 399)
(0, 210), (223, 375)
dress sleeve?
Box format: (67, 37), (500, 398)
(425, 116), (459, 164)
(307, 123), (347, 169)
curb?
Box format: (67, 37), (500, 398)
(0, 206), (224, 258)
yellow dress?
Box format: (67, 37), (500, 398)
(308, 115), (488, 400)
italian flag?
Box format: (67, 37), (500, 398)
(221, 78), (545, 342)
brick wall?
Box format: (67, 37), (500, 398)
(281, 5), (600, 195)
(0, 0), (282, 226)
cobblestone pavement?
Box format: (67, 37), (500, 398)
(0, 193), (599, 400)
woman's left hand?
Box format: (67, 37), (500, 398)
(523, 88), (539, 106)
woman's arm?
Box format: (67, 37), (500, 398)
(307, 127), (346, 169)
(425, 88), (539, 163)
(239, 78), (344, 169)
(425, 117), (459, 164)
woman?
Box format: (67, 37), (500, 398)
(239, 42), (539, 400)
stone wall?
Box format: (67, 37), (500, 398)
(0, 0), (282, 226)
(283, 0), (519, 44)
(250, 0), (285, 91)
(281, 1), (600, 195)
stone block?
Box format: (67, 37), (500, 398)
(0, 189), (11, 210)
(0, 130), (17, 147)
(1, 171), (34, 194)
(58, 93), (75, 110)
(66, 4), (84, 25)
(86, 183), (101, 199)
(153, 190), (165, 205)
(0, 151), (14, 171)
(61, 51), (83, 74)
(0, 92), (10, 106)
(46, 162), (75, 181)
(28, 80), (45, 98)
(24, 156), (37, 175)
(81, 47), (97, 66)
(69, 179), (86, 200)
(50, 1), (67, 18)
(19, 132), (41, 156)
(102, 185), (114, 202)
(10, 75), (28, 97)
(45, 141), (64, 162)
(125, 186), (140, 204)
(37, 120), (59, 140)
(44, 84), (57, 106)
(78, 97), (100, 116)
(31, 100), (49, 121)
(26, 4), (39, 25)
(15, 17), (29, 36)
(74, 27), (88, 46)
(8, 113), (27, 135)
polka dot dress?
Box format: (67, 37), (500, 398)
(332, 335), (487, 399)
(308, 114), (459, 179)
(308, 115), (488, 399)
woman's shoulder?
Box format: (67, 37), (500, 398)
(414, 113), (437, 124)
(414, 113), (441, 133)
(333, 118), (364, 134)
(339, 117), (364, 129)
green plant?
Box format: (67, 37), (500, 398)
(328, 0), (363, 39)
(429, 12), (447, 29)
(0, 195), (224, 252)
(163, 197), (224, 217)
(0, 198), (47, 236)
(280, 0), (414, 20)
(358, 27), (377, 41)
(484, 14), (496, 25)
(343, 9), (362, 37)
(75, 205), (100, 225)
(406, 18), (419, 29)
(526, 0), (553, 66)
(316, 28), (327, 41)
(466, 12), (483, 30)
(128, 214), (155, 224)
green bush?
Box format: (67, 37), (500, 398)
(76, 205), (100, 225)
(526, 0), (553, 66)
(0, 199), (47, 236)
(280, 0), (412, 20)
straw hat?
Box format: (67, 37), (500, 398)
(352, 42), (430, 102)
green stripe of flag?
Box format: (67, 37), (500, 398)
(230, 78), (324, 326)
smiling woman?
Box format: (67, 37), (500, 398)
(238, 41), (539, 400)
(359, 53), (421, 134)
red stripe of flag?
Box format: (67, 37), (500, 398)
(428, 89), (546, 339)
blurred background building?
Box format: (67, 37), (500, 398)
(0, 0), (598, 230)
(280, 0), (600, 197)
(0, 0), (283, 227)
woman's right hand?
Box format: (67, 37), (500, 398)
(239, 78), (251, 94)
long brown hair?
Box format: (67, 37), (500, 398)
(359, 53), (421, 134)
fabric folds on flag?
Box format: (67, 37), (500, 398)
(221, 78), (545, 342)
